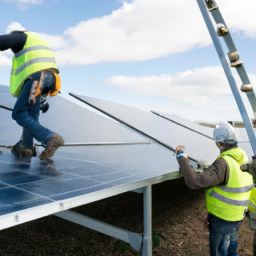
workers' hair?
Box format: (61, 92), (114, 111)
(10, 30), (27, 34)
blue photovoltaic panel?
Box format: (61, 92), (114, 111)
(0, 142), (183, 229)
(70, 94), (219, 164)
(0, 85), (191, 229)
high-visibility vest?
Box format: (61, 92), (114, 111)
(10, 31), (59, 97)
(248, 187), (256, 230)
(206, 148), (254, 221)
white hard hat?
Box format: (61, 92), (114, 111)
(213, 121), (238, 144)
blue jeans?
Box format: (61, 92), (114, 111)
(208, 214), (242, 256)
(12, 72), (54, 149)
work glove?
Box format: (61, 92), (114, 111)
(40, 95), (49, 114)
(176, 148), (187, 160)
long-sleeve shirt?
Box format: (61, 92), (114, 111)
(178, 157), (230, 189)
(0, 32), (27, 53)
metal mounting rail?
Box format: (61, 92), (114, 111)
(34, 141), (151, 147)
(54, 185), (152, 256)
(197, 0), (256, 156)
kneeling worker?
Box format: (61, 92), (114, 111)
(175, 122), (253, 256)
(0, 30), (64, 160)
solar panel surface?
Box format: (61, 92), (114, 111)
(0, 142), (181, 230)
(151, 110), (255, 162)
(70, 94), (219, 164)
(1, 85), (196, 230)
(0, 85), (147, 146)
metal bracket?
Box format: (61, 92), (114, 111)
(132, 187), (146, 194)
(54, 210), (143, 252)
(54, 185), (152, 255)
(207, 6), (218, 12)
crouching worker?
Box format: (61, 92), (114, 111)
(175, 122), (253, 256)
(0, 30), (64, 160)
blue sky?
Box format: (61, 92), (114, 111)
(0, 0), (256, 122)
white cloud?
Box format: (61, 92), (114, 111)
(2, 0), (256, 66)
(51, 0), (256, 66)
(33, 32), (67, 50)
(5, 22), (26, 34)
(105, 66), (256, 114)
(0, 52), (12, 68)
(3, 0), (44, 9)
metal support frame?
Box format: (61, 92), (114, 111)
(197, 0), (256, 155)
(54, 185), (152, 256)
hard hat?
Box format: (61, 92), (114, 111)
(213, 121), (238, 144)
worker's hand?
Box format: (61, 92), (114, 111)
(175, 145), (187, 160)
(175, 145), (185, 154)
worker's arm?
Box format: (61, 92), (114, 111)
(0, 32), (27, 53)
(175, 145), (229, 189)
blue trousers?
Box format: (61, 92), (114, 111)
(208, 214), (242, 256)
(12, 72), (54, 149)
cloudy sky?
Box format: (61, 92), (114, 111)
(0, 0), (256, 122)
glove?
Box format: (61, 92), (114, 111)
(40, 95), (49, 114)
(40, 102), (49, 114)
(176, 148), (187, 160)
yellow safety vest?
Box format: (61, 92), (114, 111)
(248, 187), (256, 229)
(206, 148), (253, 221)
(10, 31), (59, 97)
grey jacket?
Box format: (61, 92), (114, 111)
(178, 157), (229, 189)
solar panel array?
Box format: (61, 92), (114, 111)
(70, 93), (220, 164)
(0, 85), (192, 230)
(1, 86), (252, 230)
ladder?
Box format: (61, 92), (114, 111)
(197, 0), (256, 158)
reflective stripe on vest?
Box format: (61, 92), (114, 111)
(205, 148), (253, 221)
(10, 31), (59, 97)
(210, 190), (249, 206)
(15, 45), (52, 58)
(15, 57), (56, 76)
(218, 184), (255, 193)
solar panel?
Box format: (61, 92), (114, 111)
(151, 110), (255, 162)
(0, 85), (147, 146)
(151, 111), (213, 139)
(0, 141), (182, 230)
(70, 93), (219, 164)
(1, 85), (199, 232)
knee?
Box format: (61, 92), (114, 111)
(12, 108), (18, 121)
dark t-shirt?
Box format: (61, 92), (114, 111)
(0, 32), (27, 53)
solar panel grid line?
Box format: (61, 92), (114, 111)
(0, 178), (55, 203)
(18, 169), (162, 198)
(0, 171), (178, 230)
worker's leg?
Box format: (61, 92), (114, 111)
(208, 215), (225, 256)
(226, 221), (242, 256)
(209, 215), (242, 256)
(12, 72), (54, 146)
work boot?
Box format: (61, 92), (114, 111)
(12, 146), (33, 158)
(39, 134), (64, 161)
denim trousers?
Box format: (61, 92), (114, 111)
(208, 214), (242, 256)
(12, 72), (54, 149)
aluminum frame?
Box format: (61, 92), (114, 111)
(197, 0), (256, 156)
(54, 185), (152, 255)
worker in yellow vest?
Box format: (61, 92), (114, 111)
(0, 30), (64, 160)
(246, 185), (256, 254)
(175, 122), (253, 256)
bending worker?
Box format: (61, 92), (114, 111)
(0, 30), (64, 160)
(175, 122), (253, 256)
